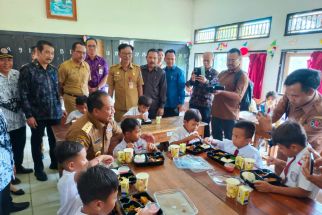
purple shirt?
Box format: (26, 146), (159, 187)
(85, 55), (109, 91)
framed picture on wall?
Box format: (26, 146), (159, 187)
(46, 0), (77, 21)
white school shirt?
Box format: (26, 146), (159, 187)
(65, 196), (86, 215)
(66, 110), (84, 124)
(124, 106), (149, 120)
(169, 127), (199, 144)
(57, 170), (79, 215)
(214, 139), (265, 169)
(113, 138), (148, 156)
(280, 146), (320, 199)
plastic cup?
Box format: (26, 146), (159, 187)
(179, 143), (186, 154)
(117, 151), (125, 163)
(224, 163), (235, 173)
(225, 178), (240, 198)
(244, 158), (255, 170)
(170, 145), (180, 158)
(235, 156), (244, 170)
(135, 172), (149, 192)
(156, 116), (162, 124)
(124, 148), (134, 163)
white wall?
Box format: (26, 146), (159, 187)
(0, 0), (193, 42)
(191, 0), (322, 97)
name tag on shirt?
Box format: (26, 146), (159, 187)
(99, 66), (103, 75)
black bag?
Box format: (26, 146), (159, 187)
(234, 71), (254, 111)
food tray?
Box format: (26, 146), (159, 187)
(186, 141), (211, 155)
(118, 169), (137, 185)
(240, 169), (283, 188)
(207, 149), (235, 165)
(133, 152), (165, 167)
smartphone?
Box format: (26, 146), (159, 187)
(309, 152), (314, 175)
(194, 67), (201, 76)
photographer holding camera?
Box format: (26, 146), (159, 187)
(186, 52), (218, 137)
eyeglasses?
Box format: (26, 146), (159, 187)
(121, 52), (133, 56)
(87, 45), (96, 48)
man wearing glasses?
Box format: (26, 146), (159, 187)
(107, 44), (144, 122)
(85, 38), (109, 93)
(58, 42), (91, 114)
(211, 48), (248, 140)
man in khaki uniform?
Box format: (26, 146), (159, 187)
(107, 43), (144, 122)
(65, 91), (123, 160)
(257, 69), (322, 174)
(59, 42), (90, 114)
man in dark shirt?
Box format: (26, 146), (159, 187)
(19, 40), (65, 181)
(141, 49), (167, 119)
(186, 52), (218, 137)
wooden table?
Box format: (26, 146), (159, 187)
(141, 116), (206, 143)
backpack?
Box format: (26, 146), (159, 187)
(234, 71), (254, 111)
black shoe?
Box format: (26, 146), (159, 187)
(34, 171), (48, 181)
(11, 188), (25, 195)
(49, 163), (58, 170)
(10, 201), (30, 213)
(16, 165), (33, 174)
(11, 177), (21, 185)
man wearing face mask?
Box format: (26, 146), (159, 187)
(186, 52), (218, 137)
(140, 49), (167, 119)
(59, 42), (91, 114)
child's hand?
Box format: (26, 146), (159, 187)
(188, 131), (200, 141)
(141, 133), (155, 143)
(97, 155), (114, 166)
(147, 142), (157, 152)
(203, 137), (214, 145)
(127, 143), (135, 148)
(263, 156), (278, 166)
(254, 181), (273, 192)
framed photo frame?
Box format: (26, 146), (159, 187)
(46, 0), (77, 21)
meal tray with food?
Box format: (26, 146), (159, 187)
(118, 169), (137, 185)
(119, 192), (163, 215)
(186, 141), (211, 155)
(240, 169), (283, 188)
(133, 152), (165, 167)
(207, 149), (236, 165)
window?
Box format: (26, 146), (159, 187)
(194, 53), (204, 68)
(285, 9), (322, 35)
(194, 28), (216, 44)
(239, 18), (271, 39)
(216, 24), (238, 41)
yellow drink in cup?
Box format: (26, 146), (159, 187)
(237, 185), (252, 205)
(135, 172), (149, 192)
(225, 178), (240, 198)
(117, 151), (125, 163)
(244, 158), (255, 171)
(156, 116), (162, 124)
(235, 156), (244, 170)
(170, 145), (180, 158)
(124, 148), (134, 163)
(179, 143), (186, 154)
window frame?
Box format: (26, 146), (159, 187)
(194, 27), (216, 44)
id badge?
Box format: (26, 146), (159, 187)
(129, 81), (134, 89)
(98, 66), (103, 75)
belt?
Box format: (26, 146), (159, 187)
(64, 93), (83, 97)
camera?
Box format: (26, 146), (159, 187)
(194, 67), (201, 76)
(206, 84), (225, 93)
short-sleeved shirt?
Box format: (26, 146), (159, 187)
(63, 196), (85, 215)
(66, 110), (84, 124)
(65, 112), (122, 160)
(85, 55), (108, 90)
(124, 106), (149, 120)
(280, 146), (319, 199)
(58, 59), (91, 96)
(107, 64), (144, 111)
(213, 139), (264, 168)
(0, 69), (26, 131)
(211, 69), (249, 120)
(57, 170), (78, 215)
(113, 138), (148, 156)
(169, 126), (199, 144)
(272, 93), (322, 152)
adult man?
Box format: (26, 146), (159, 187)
(211, 48), (248, 140)
(157, 48), (165, 68)
(59, 42), (91, 114)
(186, 52), (218, 137)
(85, 38), (109, 93)
(107, 44), (144, 122)
(258, 69), (322, 174)
(0, 48), (32, 174)
(141, 49), (167, 119)
(65, 91), (123, 160)
(163, 49), (186, 117)
(19, 40), (64, 181)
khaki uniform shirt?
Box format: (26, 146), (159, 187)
(65, 112), (122, 160)
(272, 93), (322, 152)
(107, 63), (144, 111)
(58, 59), (91, 96)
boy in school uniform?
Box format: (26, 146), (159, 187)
(122, 95), (152, 122)
(207, 120), (264, 168)
(66, 96), (88, 124)
(66, 165), (119, 215)
(254, 121), (320, 199)
(113, 118), (157, 155)
(169, 109), (202, 145)
(55, 141), (114, 215)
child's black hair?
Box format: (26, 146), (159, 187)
(77, 165), (119, 205)
(138, 95), (152, 107)
(76, 96), (88, 106)
(121, 118), (140, 134)
(55, 141), (84, 164)
(234, 120), (255, 139)
(184, 109), (202, 122)
(271, 121), (307, 148)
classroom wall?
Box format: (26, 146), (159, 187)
(0, 0), (193, 42)
(190, 0), (322, 97)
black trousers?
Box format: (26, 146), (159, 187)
(189, 104), (211, 137)
(30, 119), (59, 173)
(9, 126), (26, 168)
(211, 117), (235, 140)
(0, 183), (12, 215)
(163, 107), (179, 118)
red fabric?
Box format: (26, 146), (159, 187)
(307, 51), (322, 94)
(248, 53), (267, 99)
